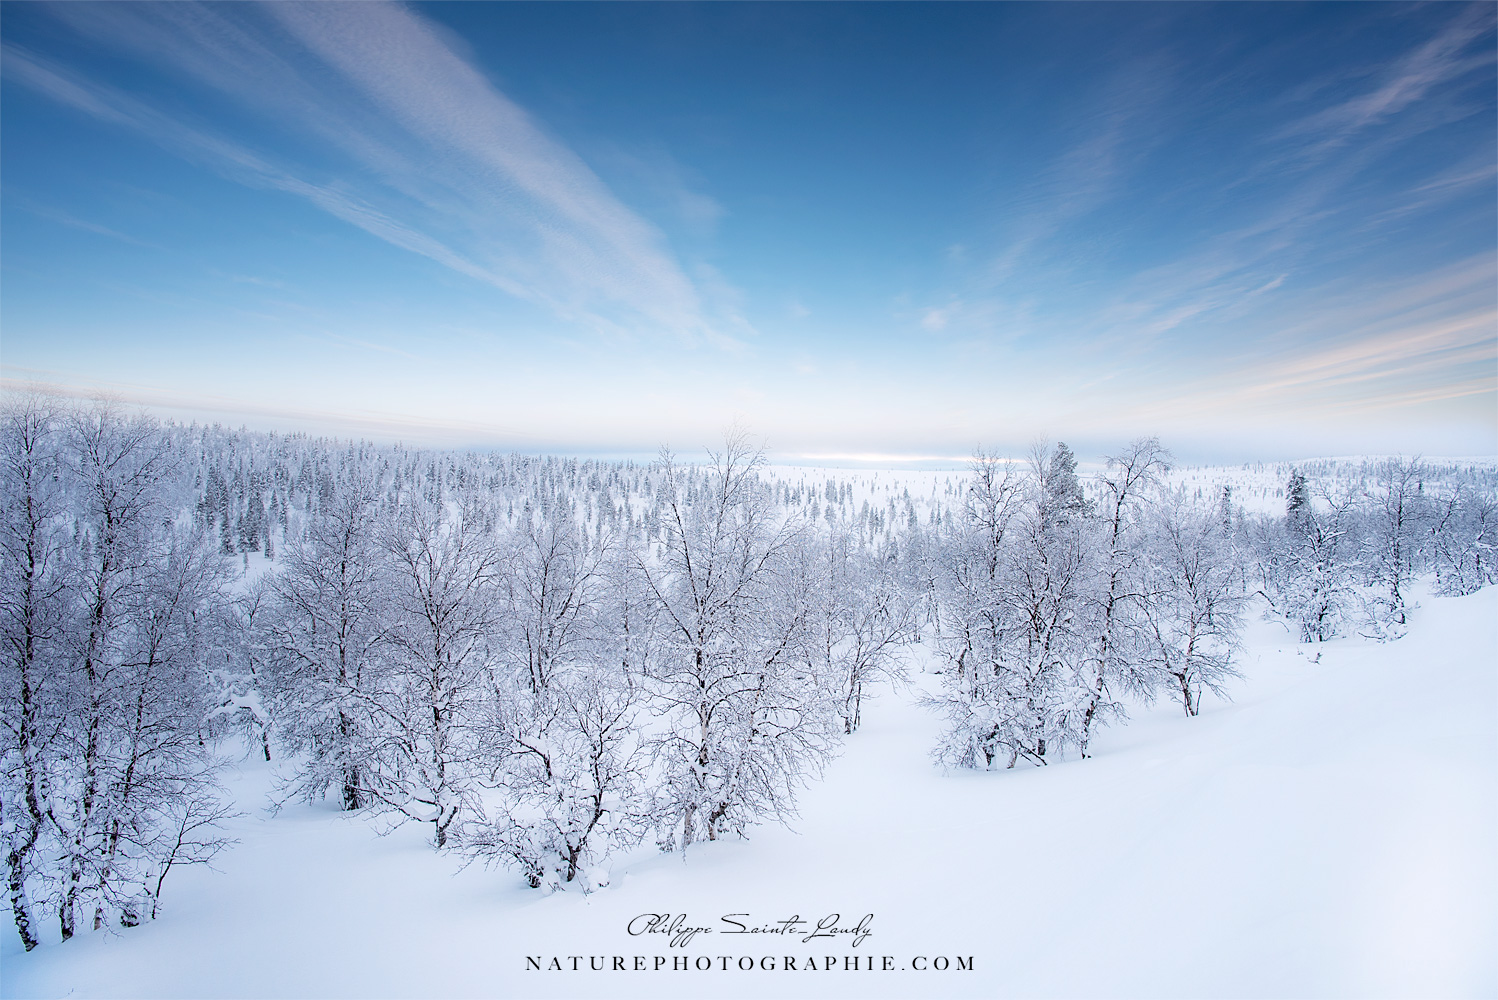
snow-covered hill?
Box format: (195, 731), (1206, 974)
(5, 583), (1493, 999)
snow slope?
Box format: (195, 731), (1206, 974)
(5, 586), (1494, 999)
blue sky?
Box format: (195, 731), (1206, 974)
(2, 1), (1494, 462)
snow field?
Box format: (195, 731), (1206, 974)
(6, 584), (1493, 999)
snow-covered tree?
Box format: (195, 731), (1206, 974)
(207, 577), (274, 764)
(1253, 480), (1358, 643)
(2, 401), (236, 941)
(643, 436), (835, 848)
(261, 479), (391, 811)
(1286, 470), (1312, 536)
(1358, 457), (1428, 631)
(85, 526), (237, 929)
(503, 502), (607, 694)
(1138, 487), (1246, 716)
(1077, 438), (1170, 755)
(929, 449), (1094, 768)
(465, 668), (648, 890)
(368, 493), (501, 848)
(1429, 485), (1497, 596)
(1, 392), (69, 950)
(795, 527), (913, 735)
(1042, 440), (1091, 528)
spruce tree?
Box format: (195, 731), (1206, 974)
(1286, 470), (1311, 535)
(1043, 441), (1091, 527)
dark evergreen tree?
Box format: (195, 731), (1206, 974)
(1286, 470), (1312, 534)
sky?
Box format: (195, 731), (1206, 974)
(1, 1), (1494, 464)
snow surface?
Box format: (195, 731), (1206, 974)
(4, 585), (1494, 999)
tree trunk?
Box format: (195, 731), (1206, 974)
(7, 840), (39, 951)
(1178, 672), (1197, 717)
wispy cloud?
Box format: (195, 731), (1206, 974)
(209, 271), (290, 291)
(7, 1), (741, 347)
(956, 4), (1494, 368)
(1251, 313), (1493, 398)
(1124, 254), (1497, 424)
(1278, 4), (1496, 159)
(318, 330), (423, 362)
(16, 200), (163, 249)
(599, 144), (728, 241)
(988, 54), (1176, 282)
(921, 303), (960, 333)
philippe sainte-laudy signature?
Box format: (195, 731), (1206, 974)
(626, 912), (875, 948)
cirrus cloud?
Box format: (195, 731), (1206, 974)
(6, 1), (746, 348)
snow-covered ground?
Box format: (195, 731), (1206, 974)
(5, 584), (1494, 999)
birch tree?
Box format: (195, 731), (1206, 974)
(796, 528), (913, 735)
(1078, 438), (1170, 756)
(465, 669), (648, 890)
(1, 392), (68, 950)
(369, 494), (501, 848)
(1138, 487), (1245, 716)
(643, 435), (833, 849)
(262, 480), (391, 811)
(503, 502), (607, 694)
(1360, 457), (1427, 632)
(3, 400), (234, 940)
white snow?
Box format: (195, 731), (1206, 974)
(4, 586), (1494, 999)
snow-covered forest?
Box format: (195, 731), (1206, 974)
(3, 394), (1495, 992)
